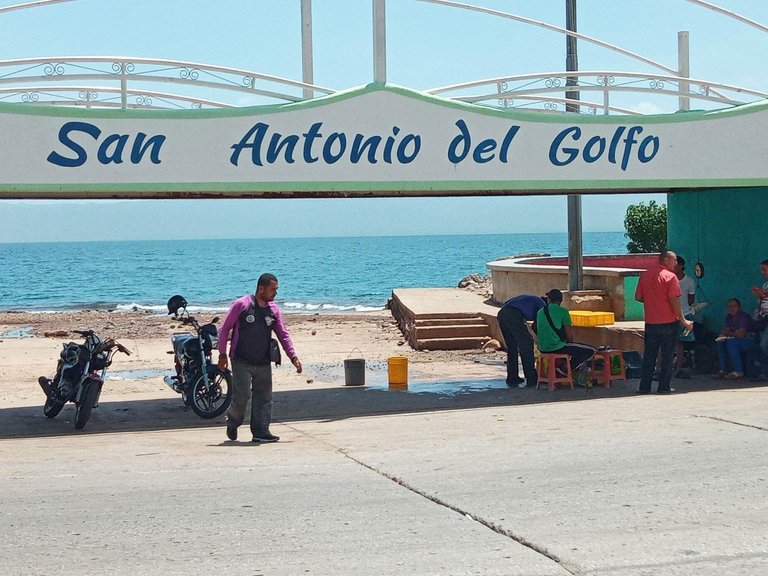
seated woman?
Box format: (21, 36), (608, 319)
(712, 298), (753, 379)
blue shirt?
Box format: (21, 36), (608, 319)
(503, 294), (546, 321)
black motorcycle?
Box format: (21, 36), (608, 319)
(164, 295), (232, 419)
(38, 330), (131, 430)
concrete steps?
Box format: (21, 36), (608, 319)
(390, 288), (498, 351)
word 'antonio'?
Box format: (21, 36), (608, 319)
(230, 122), (421, 166)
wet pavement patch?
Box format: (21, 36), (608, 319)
(108, 368), (170, 381)
(0, 325), (34, 339)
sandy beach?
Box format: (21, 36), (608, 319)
(0, 309), (508, 412)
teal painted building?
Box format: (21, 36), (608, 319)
(668, 187), (768, 331)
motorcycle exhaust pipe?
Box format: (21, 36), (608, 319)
(163, 375), (182, 393)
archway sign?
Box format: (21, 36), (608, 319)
(1, 84), (767, 199)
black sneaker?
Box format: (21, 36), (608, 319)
(657, 388), (676, 395)
(226, 424), (237, 441)
(252, 432), (280, 443)
(506, 378), (524, 388)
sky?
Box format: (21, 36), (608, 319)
(1, 0), (767, 242)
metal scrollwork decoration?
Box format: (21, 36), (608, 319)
(497, 98), (512, 108)
(698, 84), (711, 96)
(136, 95), (153, 107)
(179, 67), (200, 80)
(587, 105), (597, 115)
(497, 81), (509, 93)
(242, 75), (255, 88)
(43, 62), (65, 76)
(111, 61), (136, 74)
(597, 75), (615, 86)
(191, 102), (202, 109)
(78, 90), (98, 101)
(21, 92), (39, 103)
(649, 79), (665, 90)
(544, 101), (558, 111)
(545, 77), (563, 88)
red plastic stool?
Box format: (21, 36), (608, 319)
(537, 353), (573, 391)
(590, 349), (626, 388)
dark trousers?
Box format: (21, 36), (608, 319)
(639, 322), (678, 393)
(498, 306), (537, 386)
(547, 343), (596, 371)
(228, 358), (273, 437)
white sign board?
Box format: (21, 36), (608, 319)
(1, 85), (767, 198)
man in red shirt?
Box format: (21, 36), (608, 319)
(635, 251), (693, 394)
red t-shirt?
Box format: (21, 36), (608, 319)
(635, 264), (682, 324)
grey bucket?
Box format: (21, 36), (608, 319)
(343, 358), (366, 386)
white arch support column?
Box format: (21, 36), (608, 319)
(373, 0), (387, 83)
(301, 0), (314, 100)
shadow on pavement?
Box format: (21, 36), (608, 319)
(1, 376), (765, 440)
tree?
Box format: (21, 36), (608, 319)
(624, 200), (667, 253)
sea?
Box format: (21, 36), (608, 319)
(0, 232), (627, 313)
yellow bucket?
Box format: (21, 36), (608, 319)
(387, 356), (409, 387)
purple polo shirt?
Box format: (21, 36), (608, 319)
(218, 294), (297, 361)
(724, 311), (752, 334)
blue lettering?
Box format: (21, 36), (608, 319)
(396, 134), (421, 164)
(323, 132), (347, 164)
(583, 135), (606, 163)
(473, 138), (497, 164)
(350, 134), (382, 164)
(230, 122), (267, 166)
(47, 121), (101, 168)
(130, 133), (165, 164)
(302, 122), (323, 164)
(266, 133), (299, 164)
(97, 133), (129, 164)
(638, 135), (659, 163)
(549, 126), (581, 166)
(498, 126), (519, 163)
(448, 120), (471, 164)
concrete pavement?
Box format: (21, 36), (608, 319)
(1, 378), (767, 575)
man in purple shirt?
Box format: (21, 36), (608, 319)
(218, 273), (302, 443)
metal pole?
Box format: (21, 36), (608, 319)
(301, 0), (314, 100)
(120, 63), (127, 110)
(373, 0), (387, 83)
(678, 30), (690, 112)
(566, 0), (583, 291)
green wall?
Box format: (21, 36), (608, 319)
(623, 276), (644, 320)
(668, 187), (768, 332)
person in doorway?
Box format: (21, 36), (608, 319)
(749, 259), (768, 381)
(218, 273), (302, 443)
(673, 256), (696, 378)
(497, 294), (545, 388)
(712, 298), (753, 380)
(535, 289), (595, 371)
(635, 250), (693, 394)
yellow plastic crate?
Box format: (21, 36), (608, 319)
(569, 310), (615, 327)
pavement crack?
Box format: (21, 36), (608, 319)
(693, 414), (768, 432)
(279, 420), (580, 576)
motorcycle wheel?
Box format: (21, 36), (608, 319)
(74, 379), (100, 430)
(43, 397), (65, 419)
(190, 367), (232, 419)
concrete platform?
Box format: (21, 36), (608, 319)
(391, 288), (645, 353)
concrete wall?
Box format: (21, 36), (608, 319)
(668, 187), (768, 332)
(487, 256), (647, 321)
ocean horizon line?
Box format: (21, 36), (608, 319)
(0, 230), (626, 246)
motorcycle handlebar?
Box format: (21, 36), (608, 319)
(73, 329), (95, 337)
(116, 343), (132, 356)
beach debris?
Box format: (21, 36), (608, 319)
(397, 340), (405, 346)
(482, 339), (502, 352)
(311, 330), (317, 336)
(43, 330), (69, 338)
(306, 379), (314, 384)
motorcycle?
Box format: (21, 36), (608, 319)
(164, 295), (232, 419)
(38, 330), (131, 430)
